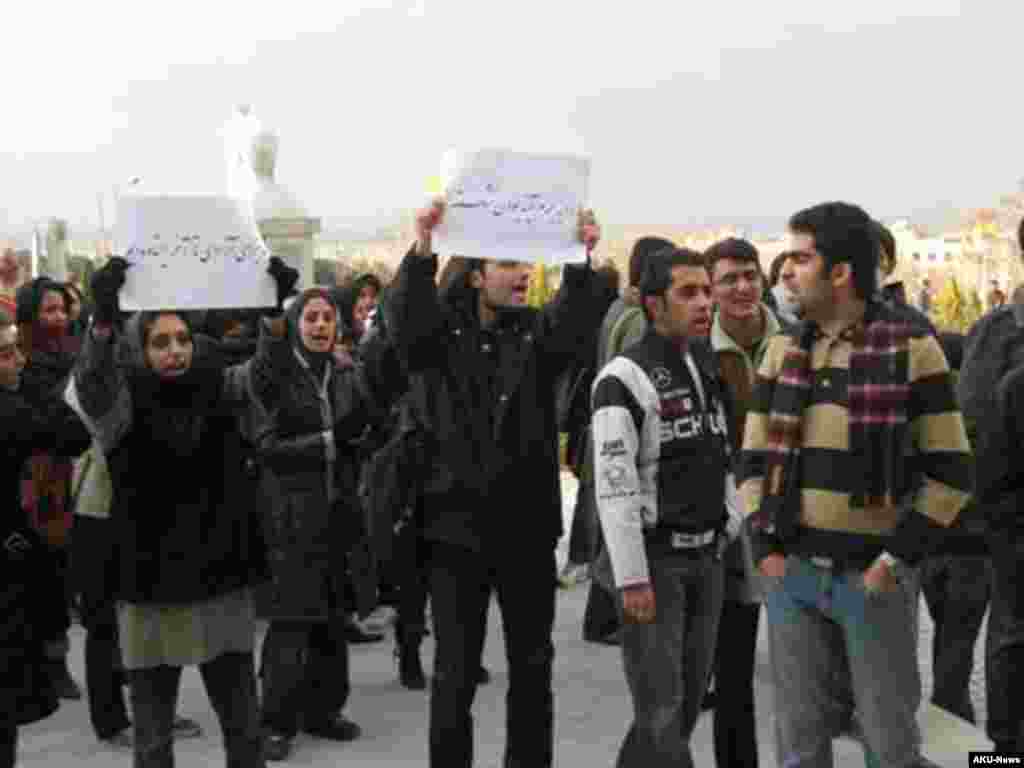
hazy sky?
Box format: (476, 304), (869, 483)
(2, 0), (1019, 236)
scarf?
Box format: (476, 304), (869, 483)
(759, 303), (912, 539)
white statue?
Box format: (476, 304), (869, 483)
(224, 105), (306, 221)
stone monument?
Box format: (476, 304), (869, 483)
(226, 105), (320, 289)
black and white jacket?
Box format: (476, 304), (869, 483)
(591, 331), (735, 587)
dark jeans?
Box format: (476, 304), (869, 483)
(260, 619), (350, 738)
(428, 540), (557, 768)
(919, 555), (990, 724)
(75, 516), (131, 740)
(129, 652), (263, 768)
(0, 726), (14, 768)
(987, 534), (1024, 747)
(616, 551), (724, 768)
(711, 599), (760, 768)
(394, 524), (429, 643)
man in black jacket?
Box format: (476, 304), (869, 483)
(385, 198), (601, 768)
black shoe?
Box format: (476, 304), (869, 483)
(302, 714), (361, 742)
(263, 732), (292, 762)
(477, 666), (491, 685)
(397, 645), (426, 690)
(584, 629), (621, 646)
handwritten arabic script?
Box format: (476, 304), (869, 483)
(123, 233), (268, 269)
(435, 148), (590, 266)
(115, 195), (277, 311)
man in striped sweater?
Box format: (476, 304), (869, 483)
(740, 202), (971, 767)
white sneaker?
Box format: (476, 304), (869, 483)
(558, 563), (591, 588)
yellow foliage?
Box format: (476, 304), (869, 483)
(527, 263), (555, 308)
(932, 278), (984, 332)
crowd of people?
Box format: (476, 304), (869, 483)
(1, 199), (1022, 768)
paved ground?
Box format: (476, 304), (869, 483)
(16, 474), (994, 766)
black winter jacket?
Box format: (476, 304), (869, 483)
(1, 385), (89, 727)
(385, 247), (603, 552)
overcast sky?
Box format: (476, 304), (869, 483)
(2, 0), (1019, 236)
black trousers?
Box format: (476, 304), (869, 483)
(987, 534), (1024, 747)
(428, 540), (556, 768)
(260, 618), (350, 738)
(0, 726), (14, 768)
(74, 516), (131, 740)
(710, 599), (760, 768)
(394, 523), (429, 643)
(129, 652), (263, 768)
(920, 555), (990, 724)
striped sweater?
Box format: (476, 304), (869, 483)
(739, 319), (971, 566)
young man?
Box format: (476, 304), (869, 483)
(705, 237), (785, 768)
(741, 202), (971, 766)
(963, 218), (1024, 748)
(592, 247), (731, 767)
(386, 198), (601, 768)
(582, 236), (675, 645)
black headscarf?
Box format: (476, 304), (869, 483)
(287, 288), (341, 377)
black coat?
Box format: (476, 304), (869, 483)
(73, 322), (286, 606)
(254, 339), (375, 622)
(0, 386), (89, 727)
(385, 248), (603, 552)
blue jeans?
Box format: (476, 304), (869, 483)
(616, 550), (724, 768)
(765, 556), (922, 768)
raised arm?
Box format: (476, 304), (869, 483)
(535, 210), (603, 375)
(386, 201), (448, 372)
(73, 258), (133, 453)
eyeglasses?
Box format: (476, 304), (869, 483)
(714, 269), (762, 289)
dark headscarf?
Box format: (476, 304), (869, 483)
(15, 277), (78, 359)
(287, 288), (342, 377)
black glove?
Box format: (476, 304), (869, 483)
(90, 257), (130, 325)
(267, 256), (300, 311)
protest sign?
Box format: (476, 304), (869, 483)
(434, 148), (591, 265)
(115, 195), (276, 310)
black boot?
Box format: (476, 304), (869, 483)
(396, 639), (426, 690)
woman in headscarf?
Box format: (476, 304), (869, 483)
(256, 287), (375, 762)
(72, 256), (298, 768)
(0, 308), (91, 766)
(15, 277), (83, 700)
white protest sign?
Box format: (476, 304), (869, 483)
(434, 148), (591, 266)
(115, 195), (276, 311)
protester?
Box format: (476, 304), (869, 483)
(976, 346), (1024, 751)
(72, 256), (298, 768)
(1, 308), (90, 768)
(64, 281), (91, 337)
(915, 331), (989, 725)
(961, 217), (1024, 749)
(582, 236), (675, 646)
(15, 277), (82, 700)
(387, 197), (601, 767)
(557, 262), (621, 588)
(768, 251), (800, 326)
(705, 237), (785, 768)
(66, 385), (204, 748)
(592, 246), (731, 766)
(256, 287), (376, 761)
(741, 202), (971, 765)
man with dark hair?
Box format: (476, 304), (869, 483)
(592, 246), (731, 766)
(580, 236), (676, 645)
(962, 216), (1024, 749)
(741, 201), (971, 765)
(705, 237), (785, 768)
(387, 198), (602, 768)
